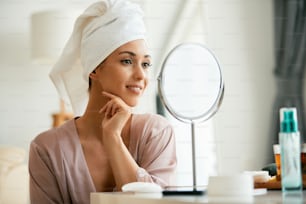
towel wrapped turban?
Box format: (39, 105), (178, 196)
(49, 0), (146, 116)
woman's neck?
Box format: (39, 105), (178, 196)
(75, 91), (107, 141)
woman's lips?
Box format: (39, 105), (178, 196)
(126, 85), (143, 94)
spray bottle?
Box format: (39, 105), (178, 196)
(279, 107), (302, 192)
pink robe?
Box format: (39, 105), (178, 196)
(29, 113), (177, 204)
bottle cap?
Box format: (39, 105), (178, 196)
(279, 107), (298, 133)
(302, 143), (306, 153)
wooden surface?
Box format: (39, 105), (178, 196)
(52, 100), (73, 127)
(254, 180), (282, 190)
(254, 178), (306, 190)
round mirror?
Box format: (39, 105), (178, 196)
(158, 43), (224, 123)
(158, 43), (224, 195)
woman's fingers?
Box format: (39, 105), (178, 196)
(100, 101), (114, 117)
(99, 92), (116, 114)
(111, 104), (118, 116)
(99, 91), (132, 138)
(102, 91), (117, 99)
(99, 92), (125, 117)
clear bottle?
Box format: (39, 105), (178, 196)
(279, 107), (302, 192)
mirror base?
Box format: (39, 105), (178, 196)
(162, 189), (205, 196)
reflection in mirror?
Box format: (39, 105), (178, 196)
(158, 43), (224, 195)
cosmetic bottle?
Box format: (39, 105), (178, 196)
(279, 107), (302, 192)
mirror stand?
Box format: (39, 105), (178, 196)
(162, 121), (204, 196)
(191, 121), (204, 194)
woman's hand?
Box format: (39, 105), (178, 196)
(99, 91), (131, 143)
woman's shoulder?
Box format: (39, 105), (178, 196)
(31, 119), (77, 150)
(133, 113), (171, 128)
(132, 113), (174, 138)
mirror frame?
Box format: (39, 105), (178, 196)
(157, 43), (224, 124)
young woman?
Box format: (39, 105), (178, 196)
(29, 1), (177, 204)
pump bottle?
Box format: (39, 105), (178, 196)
(279, 107), (302, 191)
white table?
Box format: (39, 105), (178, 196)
(91, 190), (306, 204)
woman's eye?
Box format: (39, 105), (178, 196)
(142, 62), (152, 69)
(121, 59), (132, 65)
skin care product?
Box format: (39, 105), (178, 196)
(279, 107), (302, 192)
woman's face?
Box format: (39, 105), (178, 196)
(94, 39), (151, 107)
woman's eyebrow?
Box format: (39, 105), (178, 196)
(119, 51), (151, 58)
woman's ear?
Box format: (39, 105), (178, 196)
(89, 70), (98, 80)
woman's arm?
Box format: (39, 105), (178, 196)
(29, 142), (63, 204)
(99, 91), (140, 190)
(136, 120), (177, 186)
(100, 92), (177, 190)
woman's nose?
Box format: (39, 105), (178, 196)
(133, 64), (146, 79)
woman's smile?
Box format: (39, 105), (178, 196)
(126, 84), (143, 94)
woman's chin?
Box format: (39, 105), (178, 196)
(127, 102), (138, 107)
(126, 99), (139, 107)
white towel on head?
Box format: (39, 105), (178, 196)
(49, 0), (146, 116)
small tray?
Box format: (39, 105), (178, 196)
(254, 180), (281, 190)
(254, 180), (306, 190)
